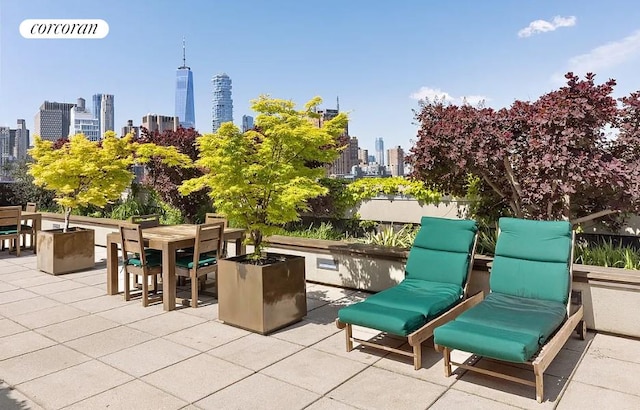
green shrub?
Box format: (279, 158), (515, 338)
(574, 239), (640, 269)
(358, 224), (419, 248)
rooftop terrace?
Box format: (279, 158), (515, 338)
(1, 247), (639, 409)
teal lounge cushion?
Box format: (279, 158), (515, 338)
(127, 253), (162, 268)
(175, 254), (217, 269)
(338, 279), (463, 336)
(434, 292), (567, 363)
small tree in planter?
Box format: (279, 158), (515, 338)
(180, 95), (348, 333)
(28, 132), (189, 274)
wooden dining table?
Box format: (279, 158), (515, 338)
(106, 224), (246, 311)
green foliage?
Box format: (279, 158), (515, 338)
(475, 221), (499, 256)
(28, 132), (190, 231)
(180, 96), (348, 257)
(574, 239), (640, 269)
(346, 177), (441, 205)
(273, 222), (344, 241)
(8, 159), (57, 211)
(358, 224), (419, 249)
(305, 178), (354, 219)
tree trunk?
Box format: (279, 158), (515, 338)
(251, 230), (263, 257)
(64, 208), (72, 233)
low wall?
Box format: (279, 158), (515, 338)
(354, 196), (470, 224)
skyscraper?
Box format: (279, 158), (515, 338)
(387, 145), (405, 176)
(70, 98), (100, 141)
(34, 101), (75, 141)
(142, 114), (179, 133)
(375, 137), (385, 166)
(242, 115), (254, 132)
(92, 93), (115, 137)
(121, 120), (140, 138)
(14, 119), (29, 159)
(211, 73), (233, 132)
(175, 39), (195, 129)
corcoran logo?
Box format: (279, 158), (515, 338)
(19, 19), (109, 39)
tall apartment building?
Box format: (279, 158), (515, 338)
(142, 114), (179, 133)
(0, 127), (10, 174)
(175, 39), (195, 129)
(13, 119), (29, 159)
(329, 137), (359, 176)
(211, 73), (233, 132)
(34, 101), (75, 141)
(70, 98), (100, 141)
(358, 148), (369, 165)
(387, 145), (405, 176)
(375, 137), (385, 166)
(242, 115), (254, 132)
(121, 120), (140, 138)
(92, 93), (115, 138)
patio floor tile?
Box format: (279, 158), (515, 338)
(45, 285), (106, 304)
(0, 381), (44, 410)
(194, 373), (319, 410)
(36, 314), (120, 343)
(329, 366), (447, 410)
(70, 294), (135, 313)
(27, 280), (85, 296)
(100, 338), (200, 377)
(128, 310), (208, 337)
(587, 332), (640, 363)
(428, 390), (522, 409)
(208, 332), (303, 371)
(68, 272), (106, 286)
(15, 360), (133, 409)
(0, 318), (28, 338)
(11, 304), (88, 329)
(306, 283), (356, 301)
(0, 330), (57, 361)
(64, 379), (187, 410)
(64, 325), (153, 358)
(95, 301), (165, 324)
(163, 321), (249, 352)
(312, 330), (400, 365)
(270, 319), (341, 347)
(0, 282), (18, 293)
(571, 352), (640, 396)
(304, 397), (360, 410)
(0, 288), (39, 305)
(0, 295), (61, 317)
(142, 353), (253, 403)
(261, 348), (367, 395)
(556, 380), (640, 410)
(0, 344), (90, 385)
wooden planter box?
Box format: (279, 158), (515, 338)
(218, 253), (307, 335)
(36, 228), (95, 275)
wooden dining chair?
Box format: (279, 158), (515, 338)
(119, 223), (163, 307)
(131, 214), (160, 229)
(205, 212), (228, 257)
(22, 203), (38, 251)
(175, 222), (224, 308)
(0, 206), (22, 257)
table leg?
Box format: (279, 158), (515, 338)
(162, 242), (177, 311)
(236, 238), (246, 256)
(107, 240), (119, 295)
(33, 216), (41, 254)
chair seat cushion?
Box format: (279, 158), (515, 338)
(434, 293), (567, 363)
(338, 279), (463, 336)
(175, 253), (217, 269)
(127, 253), (162, 268)
(0, 225), (19, 235)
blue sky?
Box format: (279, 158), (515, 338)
(1, 0), (640, 153)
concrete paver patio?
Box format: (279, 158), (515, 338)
(1, 247), (640, 409)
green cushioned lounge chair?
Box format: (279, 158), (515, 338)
(433, 217), (586, 403)
(335, 216), (480, 370)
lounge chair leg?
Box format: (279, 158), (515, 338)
(534, 365), (544, 403)
(577, 320), (586, 340)
(345, 323), (353, 352)
(443, 347), (452, 377)
(413, 343), (422, 370)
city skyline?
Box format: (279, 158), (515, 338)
(2, 1), (640, 151)
(175, 38), (195, 129)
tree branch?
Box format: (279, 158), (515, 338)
(570, 209), (621, 225)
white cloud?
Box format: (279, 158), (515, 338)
(409, 87), (489, 105)
(518, 15), (576, 38)
(551, 30), (640, 83)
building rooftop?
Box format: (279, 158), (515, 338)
(1, 247), (639, 409)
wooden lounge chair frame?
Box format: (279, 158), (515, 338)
(436, 230), (586, 403)
(335, 233), (480, 370)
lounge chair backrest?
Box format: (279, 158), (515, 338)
(405, 216), (478, 286)
(490, 217), (572, 304)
